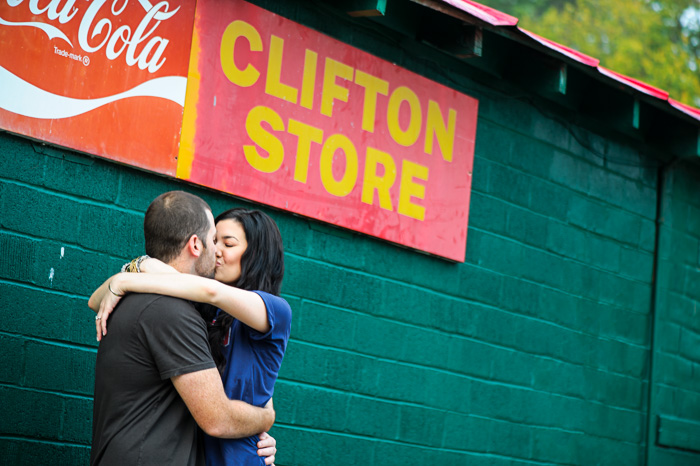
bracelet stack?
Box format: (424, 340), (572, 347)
(120, 255), (150, 273)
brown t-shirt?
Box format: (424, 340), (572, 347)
(90, 293), (216, 466)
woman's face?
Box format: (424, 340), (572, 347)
(214, 219), (248, 284)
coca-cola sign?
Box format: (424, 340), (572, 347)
(0, 0), (196, 174)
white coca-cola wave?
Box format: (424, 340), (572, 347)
(0, 17), (73, 46)
(0, 66), (186, 119)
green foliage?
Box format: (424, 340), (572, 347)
(481, 0), (700, 106)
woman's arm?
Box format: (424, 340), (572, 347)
(88, 257), (177, 312)
(95, 272), (271, 339)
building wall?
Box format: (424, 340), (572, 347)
(1, 1), (699, 465)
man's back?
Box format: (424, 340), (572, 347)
(91, 293), (216, 466)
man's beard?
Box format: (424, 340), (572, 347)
(194, 249), (216, 278)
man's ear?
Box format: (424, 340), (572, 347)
(186, 235), (202, 258)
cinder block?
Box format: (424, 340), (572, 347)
(0, 386), (64, 439)
(0, 438), (90, 466)
(0, 334), (24, 385)
(61, 396), (93, 443)
(353, 313), (403, 361)
(345, 394), (401, 439)
(528, 178), (573, 220)
(42, 150), (120, 202)
(0, 282), (97, 347)
(397, 405), (446, 447)
(296, 301), (356, 349)
(24, 341), (95, 395)
(505, 205), (549, 250)
(468, 191), (507, 233)
(0, 136), (46, 185)
(1, 184), (81, 243)
(77, 203), (144, 258)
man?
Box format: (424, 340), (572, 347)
(89, 191), (275, 466)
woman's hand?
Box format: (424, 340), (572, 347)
(95, 276), (125, 341)
(257, 431), (277, 465)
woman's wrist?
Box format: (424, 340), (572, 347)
(108, 278), (125, 297)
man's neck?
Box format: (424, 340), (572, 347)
(165, 256), (195, 274)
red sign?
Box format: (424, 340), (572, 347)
(178, 0), (478, 261)
(0, 0), (195, 175)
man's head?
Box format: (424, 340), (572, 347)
(144, 191), (217, 277)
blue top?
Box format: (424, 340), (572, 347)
(204, 291), (292, 466)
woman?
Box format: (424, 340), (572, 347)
(89, 208), (292, 466)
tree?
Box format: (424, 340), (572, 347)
(481, 0), (700, 106)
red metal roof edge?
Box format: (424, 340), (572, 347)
(597, 66), (670, 100)
(670, 98), (700, 121)
(439, 0), (518, 26)
(519, 28), (599, 68)
(437, 0), (700, 122)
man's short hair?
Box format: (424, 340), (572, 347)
(144, 191), (212, 263)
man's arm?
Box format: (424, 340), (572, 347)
(172, 368), (275, 438)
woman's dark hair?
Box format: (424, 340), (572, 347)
(205, 208), (285, 372)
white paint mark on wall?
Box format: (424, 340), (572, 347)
(60, 247), (65, 258)
(49, 267), (54, 286)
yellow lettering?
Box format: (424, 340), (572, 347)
(321, 58), (354, 117)
(220, 20), (262, 87)
(265, 35), (298, 103)
(387, 86), (422, 147)
(398, 160), (428, 221)
(425, 100), (456, 162)
(300, 49), (318, 110)
(243, 106), (285, 173)
(361, 147), (396, 211)
(288, 119), (324, 183)
(355, 70), (388, 133)
(320, 134), (358, 197)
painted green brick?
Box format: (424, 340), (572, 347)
(1, 184), (83, 244)
(504, 204), (549, 249)
(0, 386), (64, 440)
(77, 203), (143, 258)
(0, 334), (24, 385)
(343, 394), (401, 439)
(483, 161), (533, 209)
(0, 135), (47, 185)
(527, 177), (574, 221)
(0, 439), (90, 466)
(114, 170), (186, 211)
(294, 301), (357, 349)
(41, 149), (120, 202)
(0, 283), (96, 347)
(468, 191), (508, 234)
(549, 151), (593, 194)
(275, 382), (349, 432)
(499, 275), (548, 319)
(454, 262), (503, 306)
(530, 427), (579, 464)
(397, 405), (446, 447)
(24, 341), (94, 395)
(353, 314), (404, 361)
(679, 327), (700, 362)
(61, 396), (93, 443)
(277, 425), (381, 466)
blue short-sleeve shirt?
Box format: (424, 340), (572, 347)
(204, 291), (292, 466)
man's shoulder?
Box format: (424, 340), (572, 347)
(121, 293), (201, 323)
(123, 292), (195, 308)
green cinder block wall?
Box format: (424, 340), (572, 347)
(2, 1), (700, 464)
